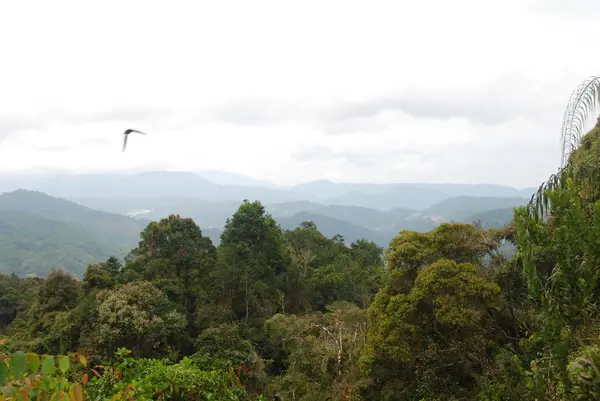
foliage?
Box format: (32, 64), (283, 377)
(89, 281), (187, 359)
(0, 342), (88, 400)
(265, 302), (368, 400)
(86, 347), (248, 401)
(561, 75), (600, 166)
(361, 258), (502, 400)
(218, 200), (291, 321)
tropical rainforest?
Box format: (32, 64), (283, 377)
(3, 78), (600, 400)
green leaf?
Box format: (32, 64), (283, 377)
(78, 354), (87, 369)
(42, 356), (56, 376)
(26, 353), (40, 374)
(9, 351), (26, 378)
(70, 383), (84, 401)
(0, 360), (7, 385)
(58, 356), (70, 374)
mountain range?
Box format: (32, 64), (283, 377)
(0, 171), (535, 210)
(0, 170), (533, 276)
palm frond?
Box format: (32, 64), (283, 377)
(526, 76), (600, 221)
(561, 76), (600, 167)
(527, 166), (569, 221)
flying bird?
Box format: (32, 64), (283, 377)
(122, 129), (147, 152)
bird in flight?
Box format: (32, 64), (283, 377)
(122, 129), (147, 152)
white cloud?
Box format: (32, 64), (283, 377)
(0, 0), (599, 188)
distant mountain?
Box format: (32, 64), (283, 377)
(196, 170), (280, 188)
(305, 204), (437, 238)
(293, 181), (536, 210)
(1, 171), (537, 212)
(309, 205), (397, 229)
(266, 201), (326, 217)
(421, 196), (529, 223)
(326, 186), (449, 210)
(276, 212), (391, 247)
(404, 183), (536, 199)
(466, 207), (517, 229)
(0, 210), (125, 277)
(291, 180), (391, 201)
(202, 228), (223, 246)
(388, 207), (420, 219)
(0, 172), (300, 204)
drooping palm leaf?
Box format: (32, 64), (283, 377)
(560, 76), (600, 167)
(527, 76), (600, 221)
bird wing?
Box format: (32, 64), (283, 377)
(122, 134), (129, 152)
(129, 129), (147, 135)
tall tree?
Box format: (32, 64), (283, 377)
(123, 215), (217, 337)
(361, 259), (502, 400)
(218, 200), (290, 321)
(90, 280), (186, 359)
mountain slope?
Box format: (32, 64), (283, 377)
(276, 212), (390, 247)
(422, 196), (528, 222)
(1, 172), (307, 204)
(196, 170), (280, 188)
(0, 210), (125, 277)
(326, 186), (450, 210)
(0, 190), (147, 248)
(466, 207), (517, 229)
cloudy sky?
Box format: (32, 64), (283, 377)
(0, 0), (599, 188)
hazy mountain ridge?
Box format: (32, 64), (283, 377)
(419, 196), (529, 222)
(0, 171), (536, 209)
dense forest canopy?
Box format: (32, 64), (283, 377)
(3, 80), (600, 400)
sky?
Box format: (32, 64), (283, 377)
(0, 0), (599, 188)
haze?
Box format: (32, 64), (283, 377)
(1, 0), (599, 188)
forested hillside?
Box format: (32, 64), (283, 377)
(0, 191), (147, 276)
(0, 189), (525, 276)
(4, 114), (600, 399)
(0, 210), (121, 277)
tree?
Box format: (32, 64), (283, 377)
(90, 281), (186, 359)
(11, 270), (82, 354)
(194, 323), (268, 393)
(265, 302), (368, 401)
(386, 223), (499, 288)
(361, 259), (502, 400)
(123, 214), (217, 348)
(218, 200), (290, 321)
(82, 264), (114, 293)
(0, 274), (25, 330)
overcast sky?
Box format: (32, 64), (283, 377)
(0, 0), (599, 188)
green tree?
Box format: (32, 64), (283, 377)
(89, 281), (186, 359)
(514, 76), (600, 397)
(362, 259), (502, 400)
(218, 200), (290, 321)
(12, 270), (82, 354)
(265, 302), (368, 401)
(123, 214), (217, 351)
(386, 223), (499, 291)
